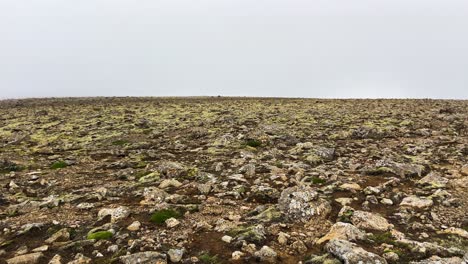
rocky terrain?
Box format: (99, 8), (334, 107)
(0, 97), (467, 264)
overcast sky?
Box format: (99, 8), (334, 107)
(0, 0), (467, 99)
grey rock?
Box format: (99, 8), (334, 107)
(326, 239), (387, 264)
(254, 246), (277, 263)
(278, 185), (331, 222)
(351, 210), (393, 231)
(6, 253), (44, 264)
(120, 251), (167, 264)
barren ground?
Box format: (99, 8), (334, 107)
(0, 97), (467, 264)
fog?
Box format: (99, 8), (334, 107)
(1, 0), (467, 99)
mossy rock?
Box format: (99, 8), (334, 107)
(87, 231), (113, 240)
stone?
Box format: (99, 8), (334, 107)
(383, 252), (399, 262)
(278, 185), (331, 222)
(400, 196), (433, 209)
(317, 222), (367, 244)
(351, 210), (393, 231)
(409, 256), (464, 264)
(232, 251), (245, 260)
(167, 249), (184, 263)
(127, 221), (141, 231)
(277, 232), (289, 245)
(254, 246), (277, 263)
(48, 254), (62, 264)
(165, 217), (180, 228)
(326, 239), (387, 264)
(292, 240), (308, 254)
(45, 228), (70, 244)
(437, 227), (468, 239)
(32, 245), (48, 252)
(6, 253), (44, 264)
(119, 251), (167, 264)
(98, 206), (131, 222)
(417, 172), (448, 189)
(159, 179), (182, 189)
(77, 203), (95, 210)
(339, 183), (362, 191)
(381, 198), (393, 205)
(222, 235), (233, 243)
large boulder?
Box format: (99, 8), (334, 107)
(278, 185), (331, 222)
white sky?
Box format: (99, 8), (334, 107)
(0, 0), (467, 99)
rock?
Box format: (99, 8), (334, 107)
(232, 251), (245, 260)
(254, 246), (277, 263)
(159, 179), (182, 189)
(98, 206), (130, 222)
(339, 183), (362, 191)
(335, 198), (354, 206)
(409, 256), (464, 264)
(233, 224), (266, 243)
(45, 228), (70, 244)
(351, 210), (393, 231)
(107, 245), (119, 253)
(32, 245), (48, 252)
(141, 187), (168, 205)
(6, 253), (44, 264)
(277, 232), (289, 245)
(278, 185), (331, 222)
(48, 254), (62, 264)
(381, 198), (393, 205)
(400, 196), (433, 209)
(222, 235), (233, 243)
(197, 183), (212, 194)
(418, 172), (448, 189)
(167, 249), (184, 263)
(363, 159), (424, 178)
(127, 221), (141, 231)
(325, 239), (387, 264)
(437, 227), (468, 239)
(317, 222), (367, 244)
(292, 240), (308, 254)
(165, 217), (180, 228)
(67, 253), (91, 264)
(76, 203), (95, 210)
(119, 251), (167, 264)
(383, 252), (399, 262)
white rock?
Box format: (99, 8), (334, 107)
(165, 218), (180, 228)
(221, 235), (233, 243)
(127, 221), (141, 231)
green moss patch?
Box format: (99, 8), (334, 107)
(244, 139), (262, 148)
(150, 209), (181, 224)
(87, 231), (113, 240)
(51, 161), (68, 169)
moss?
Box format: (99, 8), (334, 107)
(199, 252), (221, 264)
(150, 209), (181, 224)
(245, 139), (262, 148)
(112, 139), (129, 146)
(51, 161), (67, 169)
(138, 172), (160, 183)
(87, 231), (113, 240)
(310, 177), (326, 184)
(338, 210), (354, 223)
(368, 232), (394, 244)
